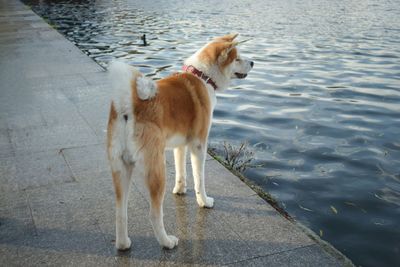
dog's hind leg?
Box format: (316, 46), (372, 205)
(107, 102), (135, 250)
(190, 140), (214, 208)
(111, 160), (133, 250)
(144, 142), (178, 249)
(172, 145), (187, 194)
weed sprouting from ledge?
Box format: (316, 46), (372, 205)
(222, 141), (255, 172)
(208, 141), (258, 173)
(208, 141), (293, 221)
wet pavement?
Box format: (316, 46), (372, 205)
(0, 1), (352, 266)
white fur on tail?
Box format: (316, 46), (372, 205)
(108, 61), (138, 115)
(136, 76), (157, 100)
(108, 61), (157, 113)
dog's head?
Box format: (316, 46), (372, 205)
(184, 33), (254, 90)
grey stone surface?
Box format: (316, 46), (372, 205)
(14, 149), (75, 190)
(228, 245), (342, 267)
(61, 144), (109, 178)
(0, 1), (351, 266)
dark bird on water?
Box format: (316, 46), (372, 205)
(141, 34), (147, 46)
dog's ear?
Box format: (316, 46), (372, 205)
(214, 33), (239, 42)
(218, 42), (238, 64)
(199, 41), (237, 66)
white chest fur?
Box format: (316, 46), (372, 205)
(166, 134), (187, 149)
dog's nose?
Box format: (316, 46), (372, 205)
(250, 61), (254, 68)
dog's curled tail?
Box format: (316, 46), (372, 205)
(108, 61), (157, 114)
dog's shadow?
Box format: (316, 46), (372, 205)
(0, 196), (290, 265)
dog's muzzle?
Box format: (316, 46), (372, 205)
(235, 73), (248, 79)
(235, 61), (254, 79)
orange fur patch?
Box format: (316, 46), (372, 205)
(107, 103), (123, 204)
(112, 170), (122, 203)
(132, 73), (211, 143)
(214, 33), (238, 42)
(199, 41), (238, 71)
(222, 47), (237, 68)
(107, 102), (117, 157)
(145, 148), (166, 212)
(127, 72), (213, 209)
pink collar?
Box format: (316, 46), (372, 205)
(182, 65), (218, 90)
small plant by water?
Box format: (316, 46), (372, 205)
(210, 141), (255, 173)
(208, 141), (293, 221)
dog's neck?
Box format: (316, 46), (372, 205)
(184, 49), (231, 91)
(182, 65), (218, 90)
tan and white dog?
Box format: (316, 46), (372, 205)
(107, 33), (253, 250)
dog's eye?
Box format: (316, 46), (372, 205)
(235, 59), (241, 62)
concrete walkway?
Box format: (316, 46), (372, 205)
(0, 1), (352, 266)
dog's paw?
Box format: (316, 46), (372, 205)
(198, 196), (214, 208)
(116, 237), (131, 251)
(172, 185), (187, 195)
(162, 235), (179, 249)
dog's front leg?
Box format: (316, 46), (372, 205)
(190, 141), (214, 208)
(173, 145), (187, 194)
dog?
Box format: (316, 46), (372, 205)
(107, 33), (253, 250)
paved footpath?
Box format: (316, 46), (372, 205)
(0, 0), (353, 266)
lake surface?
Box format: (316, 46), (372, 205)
(23, 0), (400, 266)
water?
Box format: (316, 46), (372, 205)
(23, 0), (400, 266)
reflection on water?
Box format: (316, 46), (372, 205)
(24, 0), (400, 266)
